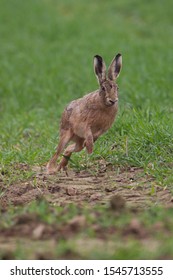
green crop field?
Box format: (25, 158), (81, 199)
(0, 0), (173, 259)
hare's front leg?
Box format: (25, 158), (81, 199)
(46, 129), (73, 174)
(58, 138), (84, 171)
(85, 128), (94, 154)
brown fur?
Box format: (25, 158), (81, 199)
(47, 53), (122, 174)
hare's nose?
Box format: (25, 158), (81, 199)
(110, 100), (115, 105)
(109, 99), (117, 105)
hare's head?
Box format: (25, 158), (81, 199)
(94, 54), (122, 107)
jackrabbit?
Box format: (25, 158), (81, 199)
(47, 53), (122, 174)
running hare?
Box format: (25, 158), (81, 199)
(47, 53), (122, 174)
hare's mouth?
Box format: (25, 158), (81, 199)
(106, 99), (118, 106)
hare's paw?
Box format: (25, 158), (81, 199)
(57, 156), (69, 171)
(46, 162), (58, 174)
(86, 145), (93, 154)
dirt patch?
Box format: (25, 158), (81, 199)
(0, 166), (173, 259)
(0, 167), (172, 210)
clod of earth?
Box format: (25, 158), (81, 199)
(110, 194), (126, 211)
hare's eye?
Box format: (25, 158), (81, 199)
(101, 85), (106, 91)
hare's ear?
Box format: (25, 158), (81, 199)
(94, 55), (106, 85)
(108, 53), (122, 81)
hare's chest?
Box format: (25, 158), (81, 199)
(90, 106), (118, 134)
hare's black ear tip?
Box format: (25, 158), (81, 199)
(116, 53), (122, 58)
(94, 55), (102, 60)
(94, 55), (103, 66)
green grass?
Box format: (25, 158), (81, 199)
(0, 0), (173, 259)
(1, 0), (173, 185)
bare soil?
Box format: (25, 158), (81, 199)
(0, 165), (173, 259)
(0, 166), (172, 210)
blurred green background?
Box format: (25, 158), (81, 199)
(0, 0), (173, 182)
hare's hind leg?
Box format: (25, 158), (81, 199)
(46, 129), (73, 174)
(58, 138), (84, 171)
